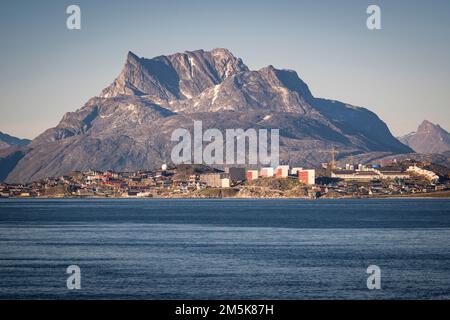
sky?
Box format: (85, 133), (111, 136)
(0, 0), (449, 139)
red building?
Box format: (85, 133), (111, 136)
(298, 169), (315, 185)
(246, 170), (258, 181)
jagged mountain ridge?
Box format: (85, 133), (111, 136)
(101, 48), (249, 101)
(5, 48), (411, 183)
(398, 120), (450, 154)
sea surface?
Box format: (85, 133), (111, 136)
(0, 198), (449, 299)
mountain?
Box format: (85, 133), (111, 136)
(338, 151), (450, 170)
(0, 147), (29, 182)
(0, 132), (31, 181)
(0, 131), (31, 150)
(4, 48), (411, 183)
(398, 120), (450, 154)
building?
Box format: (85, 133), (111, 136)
(378, 170), (410, 180)
(221, 178), (230, 188)
(298, 169), (315, 185)
(334, 168), (409, 181)
(200, 173), (229, 187)
(407, 165), (439, 182)
(275, 165), (290, 178)
(332, 170), (380, 182)
(85, 171), (103, 185)
(357, 164), (368, 171)
(188, 175), (198, 184)
(137, 191), (152, 198)
(0, 191), (9, 198)
(290, 167), (303, 176)
(260, 167), (274, 177)
(345, 164), (355, 171)
(246, 170), (259, 181)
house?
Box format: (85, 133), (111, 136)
(275, 165), (289, 178)
(260, 167), (274, 177)
(200, 173), (228, 187)
(221, 178), (230, 188)
(246, 170), (258, 181)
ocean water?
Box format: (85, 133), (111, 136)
(0, 198), (449, 299)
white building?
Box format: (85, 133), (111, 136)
(260, 167), (274, 177)
(221, 178), (230, 188)
(407, 165), (439, 182)
(357, 164), (368, 171)
(345, 164), (355, 170)
(332, 170), (380, 181)
(378, 170), (410, 180)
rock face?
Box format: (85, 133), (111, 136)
(5, 48), (411, 183)
(399, 120), (450, 154)
(0, 131), (30, 150)
(101, 49), (248, 100)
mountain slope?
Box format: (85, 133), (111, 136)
(5, 49), (411, 183)
(0, 147), (29, 181)
(399, 120), (450, 154)
(0, 131), (31, 150)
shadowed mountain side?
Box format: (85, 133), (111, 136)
(0, 147), (29, 181)
(312, 98), (410, 153)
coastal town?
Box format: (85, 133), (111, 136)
(1, 159), (449, 199)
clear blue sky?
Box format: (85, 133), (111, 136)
(1, 0), (449, 139)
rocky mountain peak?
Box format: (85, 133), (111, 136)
(126, 50), (140, 64)
(100, 48), (249, 102)
(418, 120), (441, 133)
(399, 120), (450, 154)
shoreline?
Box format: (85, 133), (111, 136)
(2, 191), (450, 200)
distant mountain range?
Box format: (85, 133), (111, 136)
(398, 120), (450, 155)
(2, 48), (415, 182)
(0, 132), (30, 181)
(0, 131), (30, 150)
